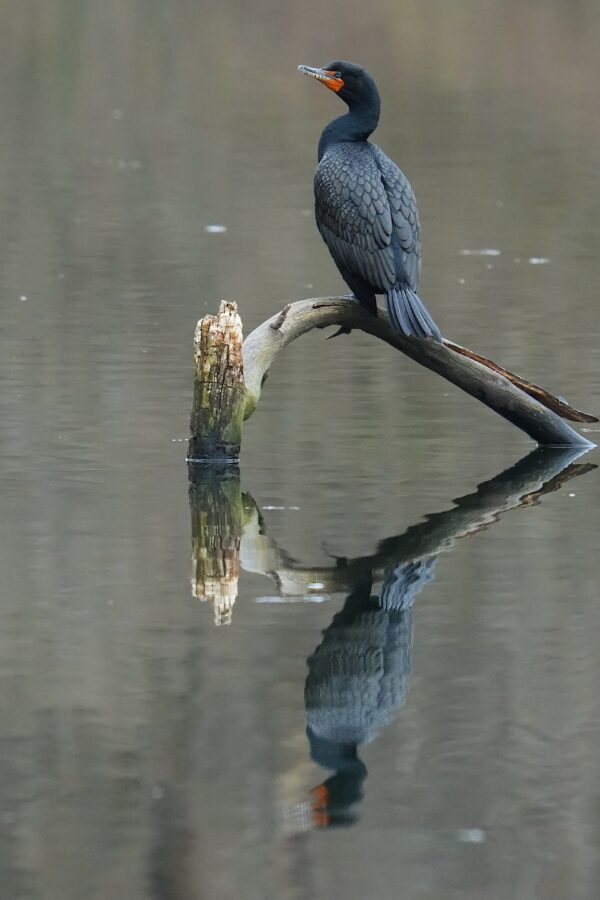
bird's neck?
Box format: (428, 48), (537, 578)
(318, 104), (380, 161)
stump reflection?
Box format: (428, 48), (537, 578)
(189, 463), (244, 625)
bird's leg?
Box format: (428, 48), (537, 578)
(326, 325), (353, 339)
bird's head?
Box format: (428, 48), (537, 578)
(298, 60), (379, 111)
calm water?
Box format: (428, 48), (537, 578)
(1, 2), (600, 898)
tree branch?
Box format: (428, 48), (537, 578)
(242, 297), (596, 447)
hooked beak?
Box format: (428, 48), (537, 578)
(298, 64), (344, 94)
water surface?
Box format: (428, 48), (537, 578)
(1, 2), (600, 898)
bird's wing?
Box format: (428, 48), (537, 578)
(314, 145), (397, 292)
(372, 145), (421, 292)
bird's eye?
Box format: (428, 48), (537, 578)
(335, 72), (342, 78)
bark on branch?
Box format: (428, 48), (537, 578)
(189, 298), (596, 460)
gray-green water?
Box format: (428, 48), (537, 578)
(1, 2), (600, 898)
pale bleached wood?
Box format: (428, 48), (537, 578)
(241, 297), (595, 447)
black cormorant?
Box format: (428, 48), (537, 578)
(299, 60), (442, 341)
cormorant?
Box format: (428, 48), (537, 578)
(299, 60), (442, 341)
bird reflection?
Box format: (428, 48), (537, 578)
(188, 447), (595, 830)
(306, 560), (435, 827)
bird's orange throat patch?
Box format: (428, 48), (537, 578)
(322, 71), (344, 93)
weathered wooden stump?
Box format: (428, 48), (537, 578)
(188, 301), (246, 461)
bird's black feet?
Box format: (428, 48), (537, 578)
(327, 325), (353, 339)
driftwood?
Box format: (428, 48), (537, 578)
(188, 298), (596, 460)
(188, 447), (595, 623)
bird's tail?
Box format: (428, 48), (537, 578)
(386, 286), (442, 341)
